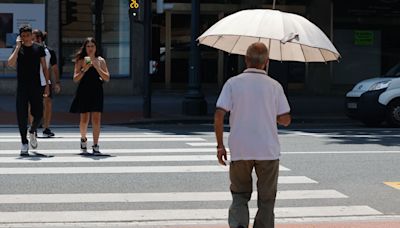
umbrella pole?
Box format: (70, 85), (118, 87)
(272, 0), (276, 9)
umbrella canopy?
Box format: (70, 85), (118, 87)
(198, 9), (340, 62)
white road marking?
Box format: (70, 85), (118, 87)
(0, 190), (347, 204)
(0, 156), (287, 171)
(1, 215), (400, 227)
(1, 148), (398, 155)
(0, 166), (299, 176)
(279, 130), (400, 138)
(281, 151), (400, 155)
(0, 155), (227, 163)
(0, 206), (381, 223)
(0, 148), (218, 155)
(0, 134), (203, 138)
(0, 137), (206, 142)
(187, 142), (216, 146)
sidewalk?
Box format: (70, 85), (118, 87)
(0, 92), (352, 125)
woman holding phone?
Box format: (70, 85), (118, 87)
(70, 37), (110, 155)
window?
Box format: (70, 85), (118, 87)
(60, 0), (129, 78)
(0, 0), (46, 78)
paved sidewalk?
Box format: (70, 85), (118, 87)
(0, 92), (352, 125)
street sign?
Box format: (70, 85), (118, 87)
(354, 31), (374, 46)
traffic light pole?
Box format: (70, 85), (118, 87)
(94, 0), (104, 54)
(143, 0), (152, 118)
(182, 0), (207, 116)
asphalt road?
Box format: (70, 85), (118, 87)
(0, 123), (399, 227)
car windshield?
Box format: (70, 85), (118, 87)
(383, 63), (400, 77)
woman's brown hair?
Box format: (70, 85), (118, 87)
(75, 37), (99, 61)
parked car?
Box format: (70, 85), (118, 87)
(345, 63), (400, 126)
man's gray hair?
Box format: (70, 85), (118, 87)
(245, 42), (269, 67)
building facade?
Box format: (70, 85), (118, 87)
(0, 0), (399, 96)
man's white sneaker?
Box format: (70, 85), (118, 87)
(29, 132), (38, 149)
(20, 144), (29, 156)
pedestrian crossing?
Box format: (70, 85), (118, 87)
(0, 126), (383, 225)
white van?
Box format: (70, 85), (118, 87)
(345, 63), (400, 126)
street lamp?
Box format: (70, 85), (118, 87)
(182, 0), (207, 116)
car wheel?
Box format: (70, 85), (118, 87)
(386, 99), (400, 127)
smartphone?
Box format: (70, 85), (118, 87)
(84, 56), (92, 65)
(16, 35), (22, 44)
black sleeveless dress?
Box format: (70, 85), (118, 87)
(70, 66), (104, 113)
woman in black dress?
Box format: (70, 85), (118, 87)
(70, 37), (110, 154)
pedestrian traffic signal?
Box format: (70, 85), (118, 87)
(129, 0), (143, 22)
(66, 0), (78, 24)
(129, 7), (143, 22)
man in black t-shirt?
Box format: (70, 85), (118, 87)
(7, 25), (50, 156)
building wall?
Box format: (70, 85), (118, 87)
(0, 0), (139, 95)
(2, 1), (399, 96)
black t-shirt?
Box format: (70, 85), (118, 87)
(47, 47), (58, 66)
(17, 43), (46, 88)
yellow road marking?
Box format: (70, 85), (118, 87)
(384, 182), (400, 190)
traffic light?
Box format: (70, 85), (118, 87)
(129, 0), (143, 22)
(66, 0), (78, 24)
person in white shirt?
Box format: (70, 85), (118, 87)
(214, 42), (291, 228)
(32, 30), (61, 137)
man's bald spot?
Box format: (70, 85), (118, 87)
(246, 42), (269, 68)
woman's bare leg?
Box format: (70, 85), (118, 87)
(91, 112), (101, 145)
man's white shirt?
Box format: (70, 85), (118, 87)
(39, 46), (51, 86)
(216, 68), (290, 161)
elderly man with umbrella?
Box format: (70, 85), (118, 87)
(215, 42), (291, 228)
(205, 7), (340, 228)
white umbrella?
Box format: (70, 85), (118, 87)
(198, 9), (340, 62)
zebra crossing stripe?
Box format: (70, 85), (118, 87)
(3, 148), (398, 155)
(0, 155), (227, 163)
(0, 166), (302, 177)
(0, 148), (217, 155)
(0, 190), (347, 204)
(0, 206), (382, 223)
(0, 137), (206, 142)
(0, 134), (206, 138)
(187, 142), (217, 146)
(0, 156), (287, 169)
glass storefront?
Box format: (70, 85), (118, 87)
(1, 0), (400, 95)
(154, 0), (307, 93)
(333, 0), (400, 91)
(60, 0), (129, 78)
(0, 0), (46, 78)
